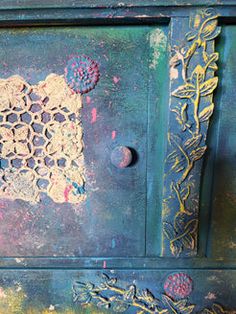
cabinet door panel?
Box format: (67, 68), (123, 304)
(206, 25), (236, 258)
(0, 26), (167, 257)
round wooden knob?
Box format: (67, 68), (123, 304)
(111, 146), (133, 168)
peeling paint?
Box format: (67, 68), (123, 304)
(149, 28), (167, 69)
(205, 292), (217, 300)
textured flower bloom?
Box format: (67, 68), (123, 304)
(0, 125), (29, 157)
(65, 55), (100, 94)
(164, 273), (193, 299)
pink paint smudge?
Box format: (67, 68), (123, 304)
(91, 108), (97, 124)
(103, 260), (107, 269)
(111, 130), (116, 140)
(113, 76), (120, 84)
(64, 185), (73, 202)
(86, 96), (91, 105)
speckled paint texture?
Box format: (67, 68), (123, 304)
(0, 26), (167, 257)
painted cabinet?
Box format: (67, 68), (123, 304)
(0, 1), (235, 313)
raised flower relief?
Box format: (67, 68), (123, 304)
(164, 273), (193, 300)
(0, 124), (30, 158)
(65, 55), (100, 94)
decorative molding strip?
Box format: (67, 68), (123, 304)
(162, 9), (221, 256)
(73, 273), (235, 314)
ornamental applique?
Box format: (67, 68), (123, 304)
(0, 56), (99, 204)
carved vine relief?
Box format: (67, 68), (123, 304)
(163, 9), (221, 256)
(0, 55), (99, 204)
(73, 273), (234, 314)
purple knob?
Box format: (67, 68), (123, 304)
(111, 146), (133, 168)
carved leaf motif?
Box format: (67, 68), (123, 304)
(182, 234), (194, 250)
(137, 289), (157, 304)
(123, 285), (136, 301)
(203, 27), (221, 42)
(199, 104), (214, 122)
(97, 300), (110, 309)
(186, 30), (197, 41)
(112, 297), (130, 312)
(191, 65), (205, 84)
(200, 77), (218, 96)
(163, 222), (176, 240)
(72, 281), (93, 303)
(184, 134), (202, 150)
(184, 219), (198, 235)
(207, 52), (219, 70)
(172, 84), (196, 99)
(180, 185), (191, 201)
(201, 19), (218, 39)
(162, 295), (195, 314)
(201, 303), (228, 314)
(190, 146), (207, 162)
(170, 239), (183, 256)
(167, 150), (181, 163)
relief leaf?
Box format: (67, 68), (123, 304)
(112, 298), (130, 312)
(200, 18), (218, 39)
(182, 234), (194, 250)
(211, 304), (226, 314)
(163, 222), (176, 240)
(182, 305), (196, 314)
(199, 104), (214, 122)
(167, 150), (181, 163)
(172, 84), (195, 99)
(200, 77), (218, 96)
(189, 146), (207, 161)
(191, 65), (205, 85)
(97, 300), (110, 309)
(186, 30), (197, 41)
(204, 27), (221, 42)
(208, 52), (219, 64)
(162, 295), (195, 314)
(123, 285), (136, 301)
(184, 219), (198, 235)
(184, 134), (202, 149)
(170, 239), (183, 256)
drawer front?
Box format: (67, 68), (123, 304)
(0, 269), (235, 313)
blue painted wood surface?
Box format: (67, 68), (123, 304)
(0, 2), (235, 313)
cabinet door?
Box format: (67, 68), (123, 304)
(0, 25), (167, 259)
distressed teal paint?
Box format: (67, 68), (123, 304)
(0, 2), (235, 313)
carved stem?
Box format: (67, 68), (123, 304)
(193, 80), (201, 134)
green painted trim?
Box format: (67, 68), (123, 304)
(0, 0), (235, 10)
(1, 257), (236, 269)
